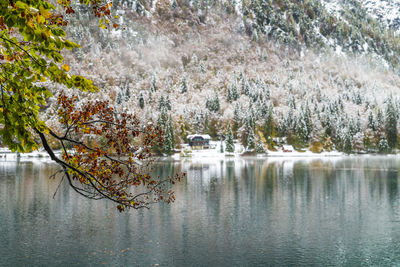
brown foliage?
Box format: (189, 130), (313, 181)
(38, 93), (182, 211)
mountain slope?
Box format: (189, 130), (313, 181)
(42, 0), (400, 153)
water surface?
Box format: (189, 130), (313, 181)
(1, 156), (400, 266)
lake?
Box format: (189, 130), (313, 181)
(1, 156), (400, 266)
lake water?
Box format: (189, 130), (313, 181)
(1, 156), (400, 266)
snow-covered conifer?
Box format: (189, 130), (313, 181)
(385, 99), (397, 149)
(181, 76), (188, 94)
(379, 135), (389, 153)
(256, 134), (265, 153)
(246, 129), (256, 151)
(225, 123), (235, 153)
(139, 92), (145, 109)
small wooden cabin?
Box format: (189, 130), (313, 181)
(187, 134), (211, 149)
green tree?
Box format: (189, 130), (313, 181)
(139, 92), (145, 109)
(255, 134), (265, 153)
(379, 135), (389, 153)
(343, 131), (353, 154)
(225, 123), (235, 153)
(263, 105), (274, 144)
(247, 130), (256, 151)
(233, 104), (241, 138)
(385, 99), (397, 150)
(180, 76), (187, 94)
(150, 74), (157, 92)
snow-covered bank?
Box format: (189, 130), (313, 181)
(172, 141), (346, 161)
(0, 148), (61, 163)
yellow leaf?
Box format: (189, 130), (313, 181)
(62, 64), (70, 72)
(39, 7), (52, 19)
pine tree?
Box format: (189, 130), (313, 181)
(379, 135), (389, 153)
(233, 104), (241, 137)
(168, 115), (175, 149)
(157, 107), (168, 130)
(225, 123), (235, 153)
(367, 111), (375, 131)
(203, 113), (210, 134)
(213, 93), (220, 112)
(297, 117), (308, 145)
(385, 99), (397, 150)
(139, 92), (145, 109)
(376, 108), (384, 130)
(165, 94), (172, 111)
(227, 85), (233, 102)
(231, 82), (239, 101)
(116, 91), (123, 105)
(199, 61), (206, 73)
(256, 134), (265, 153)
(154, 107), (169, 154)
(163, 115), (175, 155)
(163, 126), (173, 155)
(263, 105), (274, 143)
(181, 76), (188, 94)
(220, 140), (224, 153)
(158, 95), (164, 111)
(125, 84), (130, 101)
(343, 131), (353, 154)
(150, 74), (157, 92)
(206, 93), (220, 112)
(247, 130), (256, 151)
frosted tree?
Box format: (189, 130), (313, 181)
(150, 74), (157, 92)
(199, 61), (206, 73)
(231, 82), (239, 101)
(233, 104), (241, 137)
(352, 132), (365, 152)
(220, 140), (224, 153)
(157, 106), (168, 128)
(246, 129), (256, 151)
(163, 126), (174, 155)
(139, 92), (145, 109)
(255, 134), (265, 153)
(124, 82), (130, 101)
(165, 94), (172, 111)
(385, 99), (397, 150)
(116, 91), (123, 105)
(206, 93), (220, 112)
(158, 95), (165, 111)
(367, 111), (375, 131)
(277, 115), (287, 137)
(181, 76), (188, 94)
(379, 135), (389, 153)
(227, 82), (239, 102)
(343, 130), (353, 154)
(296, 117), (309, 145)
(263, 105), (274, 144)
(168, 115), (175, 149)
(163, 115), (175, 155)
(376, 108), (384, 130)
(225, 123), (235, 153)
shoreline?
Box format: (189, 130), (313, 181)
(0, 148), (397, 163)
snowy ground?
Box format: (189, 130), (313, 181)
(173, 141), (345, 161)
(1, 140), (396, 163)
(0, 148), (61, 162)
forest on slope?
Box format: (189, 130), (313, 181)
(41, 0), (400, 154)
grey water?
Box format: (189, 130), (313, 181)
(1, 156), (400, 266)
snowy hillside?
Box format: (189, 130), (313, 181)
(358, 0), (400, 33)
(40, 0), (400, 155)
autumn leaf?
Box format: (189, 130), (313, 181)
(62, 64), (70, 72)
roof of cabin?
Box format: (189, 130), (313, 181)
(187, 134), (211, 140)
